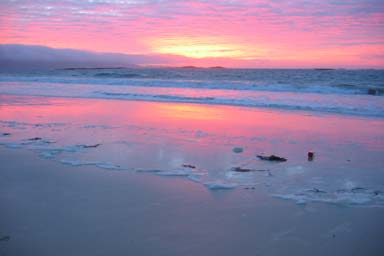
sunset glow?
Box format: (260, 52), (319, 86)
(151, 36), (257, 59)
(1, 0), (383, 68)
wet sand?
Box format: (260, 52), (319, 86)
(1, 95), (384, 255)
(1, 148), (384, 256)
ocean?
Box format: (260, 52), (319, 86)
(0, 68), (383, 117)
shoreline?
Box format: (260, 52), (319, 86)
(0, 92), (383, 122)
(1, 77), (384, 118)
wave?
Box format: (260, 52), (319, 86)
(0, 80), (383, 117)
(0, 68), (383, 117)
(101, 92), (215, 101)
(94, 91), (384, 117)
(0, 75), (382, 96)
(1, 68), (383, 96)
(94, 72), (141, 78)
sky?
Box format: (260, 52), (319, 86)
(1, 0), (384, 68)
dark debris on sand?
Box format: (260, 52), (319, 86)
(27, 137), (42, 141)
(307, 188), (327, 194)
(231, 167), (269, 173)
(257, 155), (287, 162)
(368, 88), (384, 96)
(81, 143), (101, 148)
(182, 164), (196, 169)
(0, 236), (10, 242)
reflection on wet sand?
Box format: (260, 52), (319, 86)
(1, 95), (384, 206)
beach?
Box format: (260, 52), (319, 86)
(2, 0), (384, 254)
(1, 94), (384, 255)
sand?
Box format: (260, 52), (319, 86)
(1, 95), (384, 255)
(1, 148), (384, 256)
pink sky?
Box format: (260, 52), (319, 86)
(1, 0), (384, 68)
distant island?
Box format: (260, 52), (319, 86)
(209, 66), (225, 69)
(58, 66), (227, 70)
(58, 67), (131, 70)
(313, 68), (335, 71)
(179, 65), (225, 69)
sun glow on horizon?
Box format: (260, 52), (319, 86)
(151, 37), (266, 59)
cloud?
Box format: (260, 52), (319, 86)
(1, 1), (383, 68)
(2, 43), (382, 69)
(0, 44), (191, 70)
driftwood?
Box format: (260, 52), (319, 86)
(257, 155), (287, 162)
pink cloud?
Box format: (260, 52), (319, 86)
(0, 0), (383, 68)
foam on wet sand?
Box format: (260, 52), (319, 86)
(1, 147), (384, 256)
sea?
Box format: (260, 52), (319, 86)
(0, 67), (383, 117)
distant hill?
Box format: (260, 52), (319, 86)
(0, 44), (183, 70)
(178, 65), (226, 69)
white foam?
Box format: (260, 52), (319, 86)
(60, 159), (99, 166)
(0, 120), (64, 128)
(39, 151), (57, 159)
(274, 187), (384, 207)
(343, 180), (357, 190)
(156, 169), (192, 176)
(63, 145), (84, 152)
(60, 159), (125, 170)
(204, 181), (237, 190)
(82, 124), (114, 129)
(286, 166), (306, 175)
(0, 121), (28, 128)
(96, 163), (125, 170)
(0, 142), (23, 148)
(187, 173), (204, 183)
(195, 130), (209, 138)
(135, 169), (163, 173)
